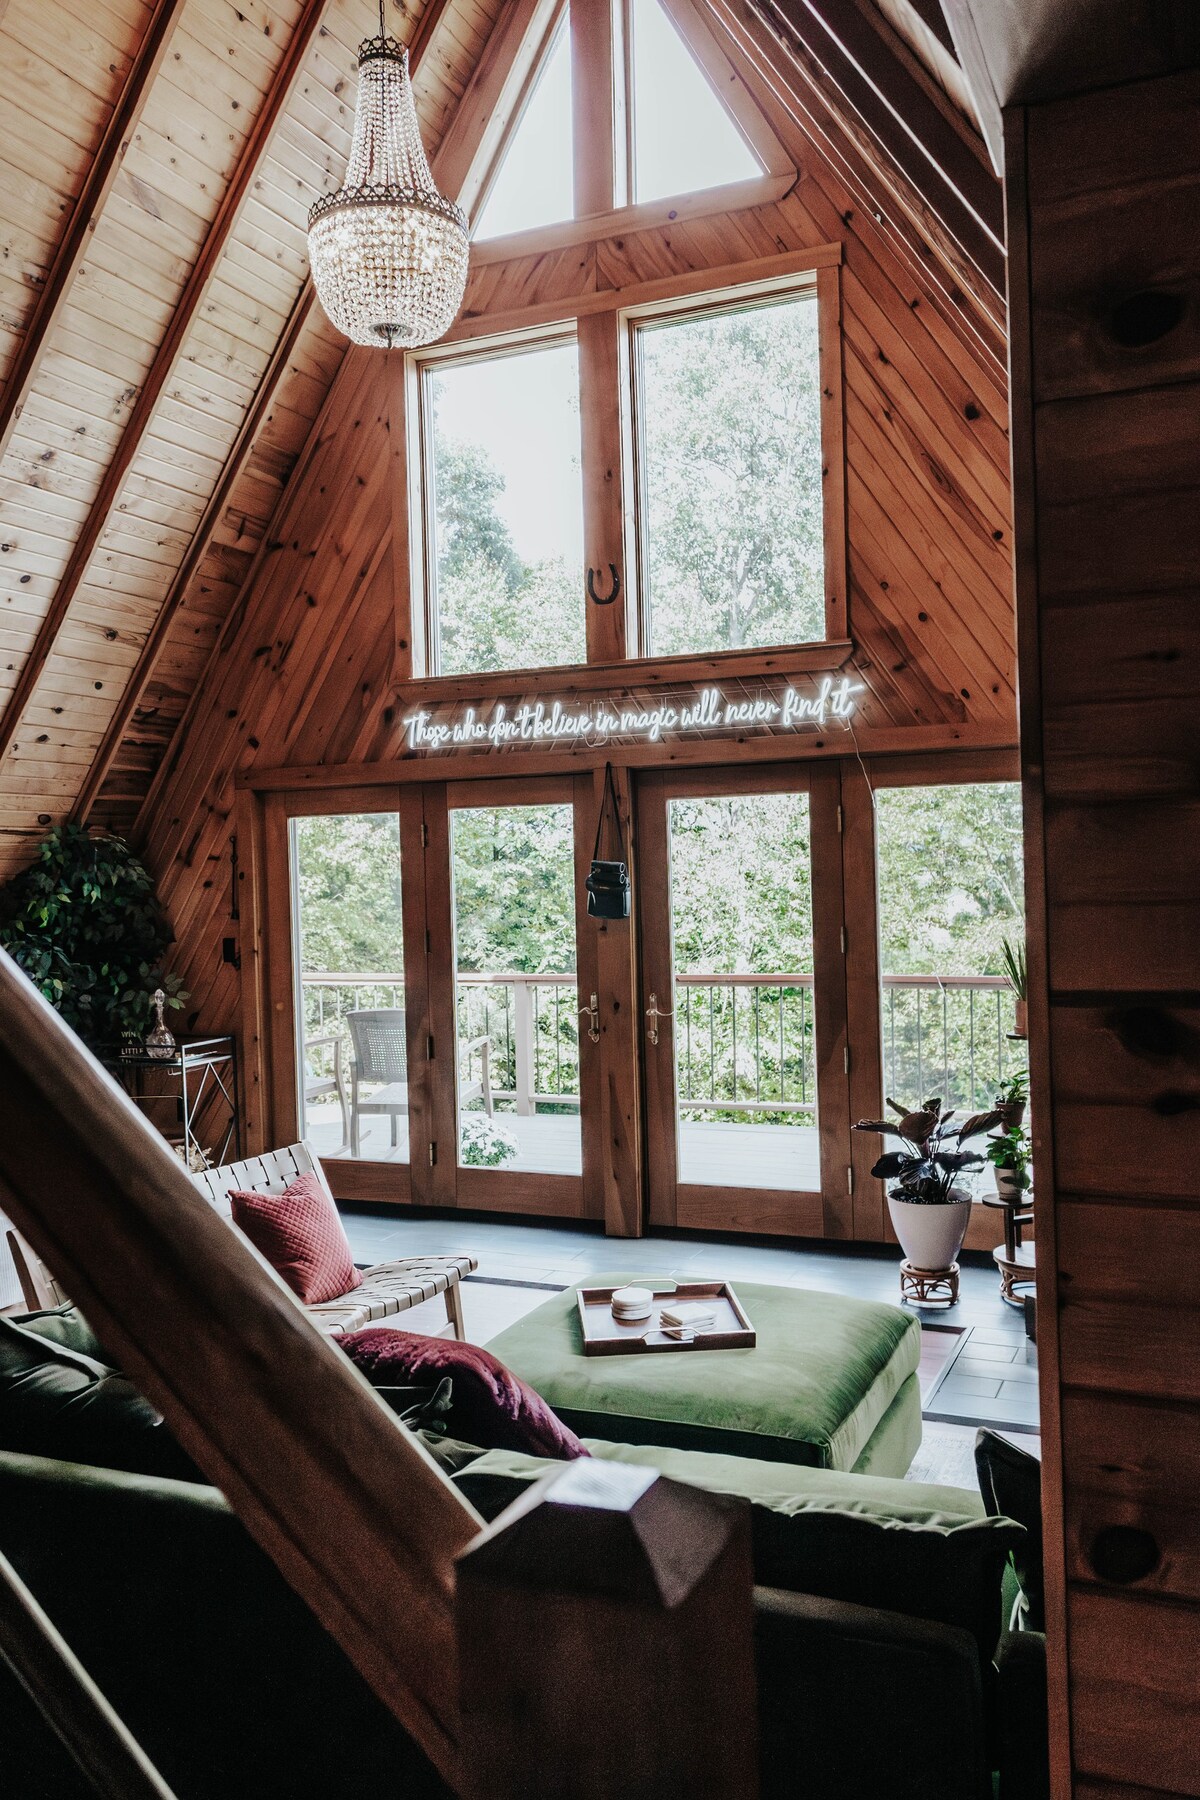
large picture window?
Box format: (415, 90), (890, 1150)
(420, 337), (586, 675)
(633, 289), (827, 657)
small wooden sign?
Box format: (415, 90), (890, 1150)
(575, 1281), (755, 1355)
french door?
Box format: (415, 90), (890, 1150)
(637, 763), (853, 1239)
(260, 763), (851, 1234)
(262, 777), (599, 1220)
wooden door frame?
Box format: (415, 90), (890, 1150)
(258, 784), (418, 1207)
(636, 759), (850, 1239)
(843, 745), (1023, 1251)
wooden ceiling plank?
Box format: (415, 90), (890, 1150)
(0, 0), (187, 467)
(76, 0), (469, 825)
(0, 0), (332, 775)
(751, 0), (1003, 279)
(73, 283), (315, 822)
(130, 0), (534, 842)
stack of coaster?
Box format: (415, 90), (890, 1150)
(659, 1300), (718, 1341)
(610, 1285), (654, 1323)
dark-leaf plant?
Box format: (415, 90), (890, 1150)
(0, 823), (188, 1057)
(854, 1095), (1002, 1205)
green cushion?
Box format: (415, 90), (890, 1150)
(0, 1315), (198, 1483)
(14, 1304), (109, 1364)
(456, 1437), (1023, 1667)
(850, 1370), (922, 1477)
(485, 1278), (922, 1470)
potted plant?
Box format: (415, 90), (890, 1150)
(459, 1113), (519, 1168)
(994, 1068), (1028, 1131)
(987, 1122), (1031, 1205)
(0, 823), (188, 1059)
(854, 1095), (1002, 1272)
(1001, 936), (1027, 1039)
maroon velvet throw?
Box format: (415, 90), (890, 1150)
(340, 1328), (588, 1460)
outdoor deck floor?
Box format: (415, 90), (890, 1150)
(307, 1105), (823, 1188)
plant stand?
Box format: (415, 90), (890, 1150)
(983, 1190), (1036, 1309)
(899, 1260), (960, 1308)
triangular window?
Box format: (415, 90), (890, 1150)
(629, 0), (764, 202)
(474, 17), (574, 240)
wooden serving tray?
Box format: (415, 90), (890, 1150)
(576, 1281), (756, 1356)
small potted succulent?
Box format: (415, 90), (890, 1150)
(987, 1121), (1031, 1205)
(994, 1068), (1028, 1131)
(854, 1096), (1003, 1272)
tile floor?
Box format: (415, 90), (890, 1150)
(344, 1209), (1040, 1435)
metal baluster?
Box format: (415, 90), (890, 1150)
(555, 984), (563, 1096)
(731, 984), (737, 1106)
(942, 987), (950, 1105)
(969, 987), (977, 1108)
(801, 987), (808, 1105)
(505, 988), (512, 1092)
(533, 985), (541, 1102)
(686, 986), (692, 1101)
(754, 986), (761, 1103)
(916, 987), (924, 1099)
(778, 988), (785, 1105)
(710, 987), (716, 1103)
(997, 990), (1004, 1086)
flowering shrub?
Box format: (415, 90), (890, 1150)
(459, 1113), (519, 1168)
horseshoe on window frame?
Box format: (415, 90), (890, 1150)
(586, 563), (621, 606)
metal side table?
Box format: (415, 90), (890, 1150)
(107, 1036), (239, 1170)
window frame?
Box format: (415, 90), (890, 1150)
(407, 321), (586, 680)
(622, 268), (844, 660)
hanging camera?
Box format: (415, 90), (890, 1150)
(586, 764), (631, 919)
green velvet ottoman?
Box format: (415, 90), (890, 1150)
(485, 1278), (923, 1475)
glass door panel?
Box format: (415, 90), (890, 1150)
(450, 801), (582, 1179)
(289, 810), (408, 1165)
(874, 780), (1025, 1202)
(667, 792), (818, 1191)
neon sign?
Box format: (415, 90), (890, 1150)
(403, 675), (862, 753)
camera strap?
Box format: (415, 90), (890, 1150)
(592, 763), (625, 865)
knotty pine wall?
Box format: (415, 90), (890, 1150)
(1007, 69), (1200, 1800)
(140, 7), (1015, 1082)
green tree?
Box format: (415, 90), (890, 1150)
(640, 298), (826, 655)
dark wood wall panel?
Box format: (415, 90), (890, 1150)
(1006, 62), (1200, 1800)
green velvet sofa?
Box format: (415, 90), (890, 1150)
(0, 1303), (1046, 1800)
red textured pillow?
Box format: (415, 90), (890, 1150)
(340, 1328), (588, 1460)
(228, 1172), (362, 1306)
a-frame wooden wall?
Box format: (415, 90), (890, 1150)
(139, 0), (1015, 1083)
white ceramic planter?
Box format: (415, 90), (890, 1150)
(888, 1189), (972, 1271)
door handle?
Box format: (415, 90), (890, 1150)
(646, 991), (674, 1046)
(579, 992), (600, 1044)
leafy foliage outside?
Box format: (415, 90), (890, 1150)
(0, 824), (187, 1057)
(291, 778), (1025, 1133)
(640, 297), (826, 655)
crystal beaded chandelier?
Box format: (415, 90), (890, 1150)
(307, 3), (469, 350)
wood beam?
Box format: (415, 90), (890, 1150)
(435, 0), (562, 222)
(0, 0), (332, 776)
(752, 0), (1004, 282)
(73, 0), (459, 827)
(0, 0), (187, 467)
(571, 0), (624, 214)
(72, 287), (316, 826)
(133, 0), (526, 843)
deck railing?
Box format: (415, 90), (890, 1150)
(302, 970), (1021, 1120)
